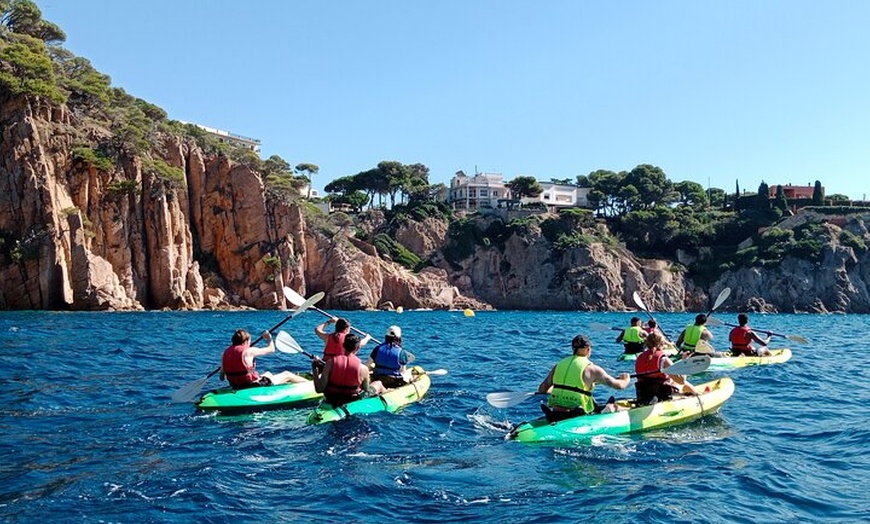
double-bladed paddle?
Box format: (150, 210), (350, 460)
(169, 291), (325, 403)
(283, 287), (381, 344)
(631, 291), (675, 344)
(705, 317), (809, 344)
(485, 355), (711, 408)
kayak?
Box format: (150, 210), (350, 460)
(704, 348), (792, 372)
(508, 377), (734, 443)
(306, 366), (432, 425)
(196, 377), (322, 413)
(617, 345), (677, 361)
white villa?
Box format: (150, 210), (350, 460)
(447, 171), (592, 211)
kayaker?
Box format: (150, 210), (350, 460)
(634, 332), (697, 405)
(644, 318), (659, 335)
(676, 314), (720, 357)
(615, 316), (647, 355)
(312, 333), (378, 407)
(367, 325), (416, 389)
(729, 313), (772, 357)
(220, 329), (307, 389)
(315, 317), (371, 362)
(536, 334), (631, 422)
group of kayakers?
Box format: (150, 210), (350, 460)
(536, 313), (773, 421)
(219, 317), (415, 408)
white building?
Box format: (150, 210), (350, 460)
(523, 182), (592, 210)
(180, 121), (261, 153)
(447, 171), (509, 210)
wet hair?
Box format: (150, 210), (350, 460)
(631, 316), (641, 325)
(231, 329), (251, 346)
(647, 319), (657, 328)
(646, 332), (665, 349)
(695, 314), (707, 325)
(737, 313), (749, 326)
(571, 334), (591, 350)
(335, 318), (350, 332)
(343, 333), (360, 353)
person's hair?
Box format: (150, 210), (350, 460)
(695, 314), (707, 325)
(630, 316), (641, 325)
(647, 319), (657, 328)
(737, 313), (749, 326)
(343, 333), (360, 353)
(571, 335), (591, 352)
(335, 318), (349, 332)
(646, 332), (665, 349)
(231, 329), (250, 346)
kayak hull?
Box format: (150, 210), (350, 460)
(704, 348), (792, 372)
(307, 366), (432, 424)
(196, 377), (322, 413)
(508, 377), (734, 443)
(617, 345), (677, 361)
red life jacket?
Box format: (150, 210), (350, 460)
(326, 354), (362, 397)
(222, 344), (259, 388)
(323, 332), (346, 361)
(635, 348), (666, 383)
(730, 326), (752, 351)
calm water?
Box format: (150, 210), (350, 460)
(1, 309), (867, 523)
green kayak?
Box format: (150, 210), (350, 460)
(508, 377), (734, 443)
(196, 376), (322, 414)
(306, 366), (432, 425)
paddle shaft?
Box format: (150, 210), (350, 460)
(717, 322), (790, 339)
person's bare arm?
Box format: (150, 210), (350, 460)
(313, 361), (332, 393)
(537, 366), (556, 394)
(701, 328), (713, 341)
(586, 364), (630, 390)
(314, 318), (336, 342)
(615, 330), (625, 343)
(750, 330), (770, 346)
(246, 331), (275, 357)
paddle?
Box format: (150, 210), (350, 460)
(631, 291), (674, 344)
(169, 292), (325, 403)
(706, 287), (732, 321)
(283, 287), (381, 344)
(486, 355), (711, 408)
(704, 317), (809, 344)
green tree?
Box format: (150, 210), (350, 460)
(1, 0), (65, 44)
(0, 32), (62, 102)
(674, 180), (709, 209)
(550, 177), (573, 185)
(622, 164), (676, 211)
(295, 162), (319, 199)
(757, 181), (771, 210)
(774, 185), (789, 213)
(507, 175), (543, 202)
(812, 180), (824, 205)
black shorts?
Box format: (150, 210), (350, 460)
(372, 374), (407, 389)
(232, 376), (272, 390)
(623, 342), (644, 355)
(635, 380), (677, 406)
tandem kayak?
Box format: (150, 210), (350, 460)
(306, 366), (432, 425)
(508, 377), (734, 443)
(704, 348), (792, 372)
(196, 377), (322, 413)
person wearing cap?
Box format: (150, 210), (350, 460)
(220, 329), (307, 390)
(536, 334), (631, 422)
(675, 314), (720, 357)
(635, 332), (697, 405)
(315, 317), (371, 363)
(312, 333), (373, 407)
(729, 313), (772, 357)
(366, 325), (416, 389)
(615, 316), (647, 356)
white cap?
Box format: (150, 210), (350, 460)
(387, 325), (402, 338)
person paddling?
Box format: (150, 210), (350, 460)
(729, 313), (772, 357)
(312, 333), (374, 407)
(536, 335), (631, 422)
(676, 314), (722, 357)
(220, 329), (307, 389)
(616, 316), (647, 356)
(634, 332), (697, 405)
(366, 325), (415, 389)
(315, 317), (370, 363)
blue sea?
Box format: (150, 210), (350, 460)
(1, 309), (867, 523)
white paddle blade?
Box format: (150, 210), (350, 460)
(705, 316), (724, 326)
(291, 291), (325, 317)
(171, 376), (209, 403)
(694, 340), (716, 354)
(632, 291), (648, 311)
(426, 369), (449, 376)
(275, 330), (302, 354)
(665, 355), (711, 376)
(283, 287), (306, 307)
(787, 334), (809, 344)
(486, 391), (537, 408)
(712, 287), (731, 310)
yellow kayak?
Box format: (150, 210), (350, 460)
(705, 348), (792, 371)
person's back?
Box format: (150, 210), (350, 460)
(368, 325), (415, 389)
(635, 333), (674, 405)
(729, 313), (771, 356)
(222, 335), (259, 389)
(313, 333), (369, 407)
(617, 317), (646, 355)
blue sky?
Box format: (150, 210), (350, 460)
(41, 1), (869, 200)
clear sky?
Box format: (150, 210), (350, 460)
(40, 1), (870, 200)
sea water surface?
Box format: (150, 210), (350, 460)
(1, 309), (867, 523)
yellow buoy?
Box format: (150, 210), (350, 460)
(463, 308), (475, 317)
(396, 306), (404, 314)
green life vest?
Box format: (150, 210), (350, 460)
(548, 355), (594, 413)
(682, 324), (704, 349)
(622, 325), (644, 344)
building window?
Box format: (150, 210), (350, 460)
(480, 189), (488, 197)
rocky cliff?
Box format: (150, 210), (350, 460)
(0, 93), (479, 311)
